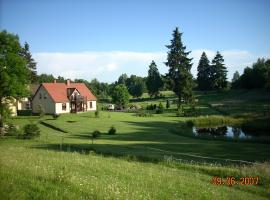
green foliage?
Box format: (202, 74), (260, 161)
(53, 114), (60, 119)
(0, 30), (30, 126)
(197, 52), (211, 90)
(210, 52), (228, 90)
(20, 42), (37, 83)
(146, 60), (164, 97)
(165, 27), (194, 106)
(117, 73), (128, 85)
(37, 73), (55, 83)
(126, 75), (145, 98)
(135, 110), (153, 117)
(95, 110), (100, 118)
(37, 104), (45, 118)
(234, 58), (270, 89)
(146, 104), (157, 110)
(22, 123), (40, 139)
(92, 130), (101, 138)
(112, 84), (130, 108)
(156, 102), (164, 114)
(166, 100), (170, 109)
(17, 110), (32, 116)
(189, 115), (241, 127)
(176, 106), (184, 117)
(108, 126), (116, 135)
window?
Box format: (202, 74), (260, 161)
(62, 103), (66, 111)
(39, 93), (42, 99)
(90, 101), (93, 108)
(44, 93), (47, 99)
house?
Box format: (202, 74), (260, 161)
(32, 80), (97, 114)
(6, 84), (39, 116)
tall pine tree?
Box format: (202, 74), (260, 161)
(146, 60), (163, 98)
(20, 42), (37, 83)
(197, 52), (211, 90)
(165, 27), (193, 107)
(211, 52), (227, 90)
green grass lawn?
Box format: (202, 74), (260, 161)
(1, 90), (270, 199)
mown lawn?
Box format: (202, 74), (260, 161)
(1, 90), (270, 199)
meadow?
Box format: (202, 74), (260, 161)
(1, 90), (270, 199)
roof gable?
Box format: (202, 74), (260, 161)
(33, 83), (97, 103)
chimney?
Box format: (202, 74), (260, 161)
(66, 79), (71, 86)
(54, 80), (57, 83)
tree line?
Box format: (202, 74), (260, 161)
(1, 28), (270, 123)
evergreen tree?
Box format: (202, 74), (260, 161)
(197, 52), (211, 90)
(20, 42), (37, 83)
(232, 71), (240, 83)
(165, 27), (193, 107)
(146, 60), (164, 97)
(211, 52), (227, 90)
(231, 71), (240, 89)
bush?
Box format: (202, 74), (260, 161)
(92, 130), (101, 138)
(166, 100), (170, 109)
(6, 124), (21, 136)
(37, 104), (45, 118)
(108, 126), (116, 135)
(53, 114), (60, 119)
(95, 110), (100, 118)
(23, 123), (40, 139)
(91, 130), (101, 144)
(0, 124), (21, 137)
(176, 106), (184, 117)
(146, 104), (156, 110)
(17, 110), (32, 116)
(135, 111), (153, 117)
(156, 102), (164, 114)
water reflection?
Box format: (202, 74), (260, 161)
(193, 126), (253, 139)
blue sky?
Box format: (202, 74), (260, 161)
(1, 0), (270, 82)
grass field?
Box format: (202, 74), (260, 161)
(1, 90), (270, 199)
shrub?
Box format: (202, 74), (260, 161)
(176, 106), (184, 117)
(146, 104), (156, 110)
(95, 110), (100, 118)
(108, 126), (116, 135)
(91, 130), (101, 144)
(53, 114), (60, 119)
(6, 124), (21, 136)
(17, 109), (32, 116)
(37, 104), (45, 118)
(166, 100), (170, 109)
(92, 130), (101, 138)
(23, 123), (40, 139)
(156, 102), (164, 114)
(135, 111), (153, 117)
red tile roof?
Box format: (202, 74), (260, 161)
(37, 83), (97, 103)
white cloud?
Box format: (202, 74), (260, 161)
(33, 50), (268, 82)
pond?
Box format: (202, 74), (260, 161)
(192, 126), (268, 139)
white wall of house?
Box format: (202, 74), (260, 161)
(32, 86), (56, 114)
(17, 98), (30, 110)
(87, 100), (96, 111)
(55, 102), (70, 114)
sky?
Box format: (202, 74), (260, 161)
(1, 0), (270, 83)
